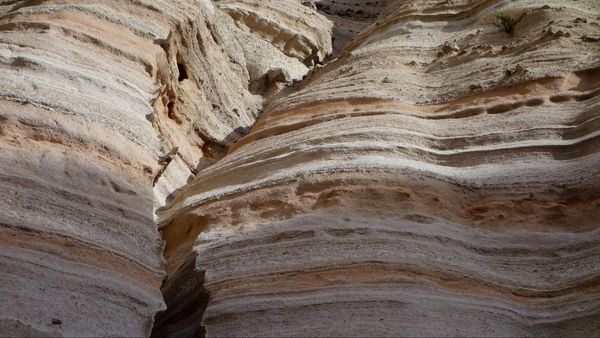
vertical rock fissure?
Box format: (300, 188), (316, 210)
(2, 0), (599, 336)
(149, 3), (379, 335)
(151, 258), (208, 338)
(150, 1), (600, 337)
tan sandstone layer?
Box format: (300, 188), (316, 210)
(158, 0), (600, 336)
(1, 0), (599, 337)
(0, 0), (331, 336)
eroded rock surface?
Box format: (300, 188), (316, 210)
(1, 0), (599, 337)
(0, 0), (329, 336)
(159, 0), (600, 336)
(215, 0), (333, 95)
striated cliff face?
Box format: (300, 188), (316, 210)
(1, 0), (599, 337)
(0, 0), (327, 335)
(158, 0), (600, 336)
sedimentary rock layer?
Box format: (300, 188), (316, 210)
(1, 0), (336, 335)
(218, 0), (333, 66)
(159, 0), (600, 336)
(2, 0), (599, 336)
(0, 0), (331, 335)
(215, 0), (333, 95)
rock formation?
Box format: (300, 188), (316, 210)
(1, 0), (599, 337)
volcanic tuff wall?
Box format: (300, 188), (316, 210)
(0, 0), (329, 336)
(1, 0), (599, 337)
(158, 0), (600, 336)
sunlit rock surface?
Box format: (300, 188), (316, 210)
(0, 0), (326, 335)
(1, 0), (599, 337)
(159, 0), (600, 336)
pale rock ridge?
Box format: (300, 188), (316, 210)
(158, 0), (600, 336)
(0, 0), (331, 336)
(214, 0), (334, 96)
(218, 0), (333, 66)
(1, 0), (599, 336)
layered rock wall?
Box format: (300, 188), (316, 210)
(1, 0), (599, 337)
(159, 0), (600, 336)
(0, 0), (331, 336)
(0, 0), (331, 335)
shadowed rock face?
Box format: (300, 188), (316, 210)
(1, 0), (599, 337)
(159, 0), (600, 336)
(0, 0), (329, 336)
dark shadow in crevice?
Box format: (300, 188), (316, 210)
(151, 212), (211, 338)
(151, 255), (208, 338)
(177, 63), (188, 82)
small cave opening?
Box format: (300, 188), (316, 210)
(177, 63), (188, 82)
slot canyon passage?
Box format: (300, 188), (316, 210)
(0, 0), (599, 336)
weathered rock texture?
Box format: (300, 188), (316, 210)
(215, 0), (333, 95)
(1, 0), (599, 337)
(0, 0), (328, 336)
(158, 0), (600, 336)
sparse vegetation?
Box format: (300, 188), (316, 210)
(496, 12), (515, 34)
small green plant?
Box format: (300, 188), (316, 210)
(496, 12), (515, 33)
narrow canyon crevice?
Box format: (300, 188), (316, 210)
(150, 2), (341, 336)
(1, 0), (599, 337)
(155, 0), (600, 337)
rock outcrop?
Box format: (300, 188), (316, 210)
(301, 0), (392, 54)
(0, 0), (327, 336)
(1, 0), (599, 337)
(158, 0), (600, 336)
(215, 0), (333, 94)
